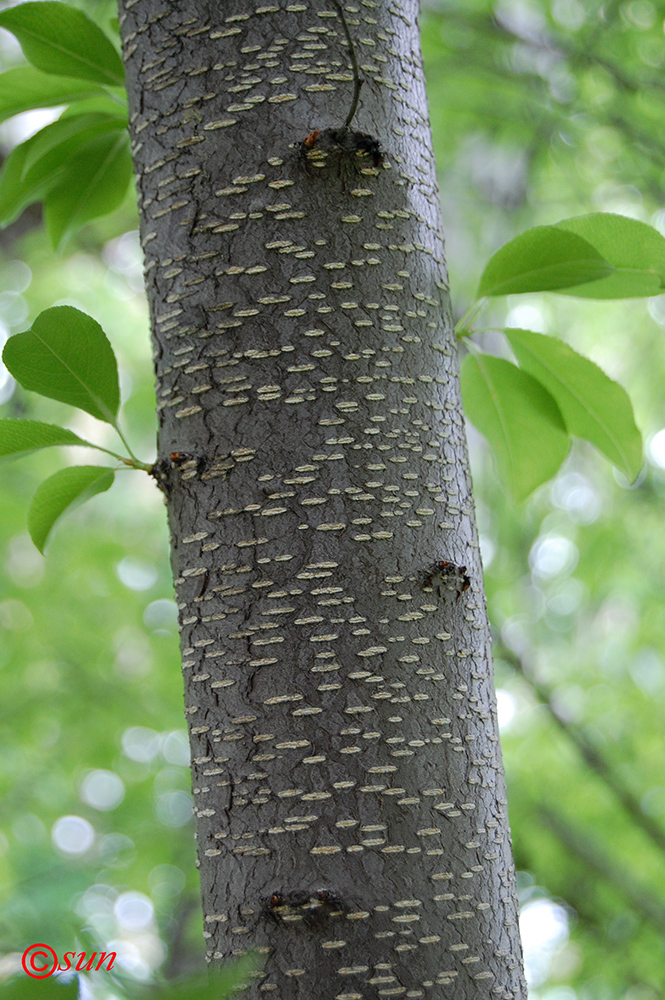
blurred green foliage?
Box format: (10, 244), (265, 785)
(1, 0), (665, 998)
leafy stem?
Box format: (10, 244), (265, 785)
(109, 419), (151, 469)
(454, 298), (486, 338)
(54, 432), (151, 471)
(82, 439), (129, 464)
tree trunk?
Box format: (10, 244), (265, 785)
(118, 1), (526, 996)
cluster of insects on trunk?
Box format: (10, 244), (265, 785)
(300, 125), (383, 174)
(423, 560), (471, 601)
(149, 451), (197, 494)
(267, 890), (345, 929)
(150, 450), (240, 495)
(299, 0), (383, 182)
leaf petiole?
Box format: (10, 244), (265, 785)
(109, 419), (151, 470)
(454, 298), (485, 338)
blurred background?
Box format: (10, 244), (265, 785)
(2, 0), (665, 997)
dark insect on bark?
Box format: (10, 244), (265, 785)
(267, 890), (344, 928)
(300, 126), (383, 176)
(149, 457), (169, 486)
(149, 452), (201, 494)
(299, 0), (382, 183)
(148, 455), (178, 495)
(424, 560), (471, 600)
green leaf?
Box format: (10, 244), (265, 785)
(0, 113), (126, 230)
(28, 464), (114, 553)
(0, 419), (91, 459)
(0, 65), (102, 124)
(0, 2), (124, 86)
(0, 134), (59, 227)
(2, 305), (120, 423)
(60, 94), (127, 119)
(554, 213), (665, 298)
(477, 225), (614, 297)
(44, 130), (132, 248)
(505, 328), (642, 480)
(460, 353), (570, 502)
(21, 113), (126, 182)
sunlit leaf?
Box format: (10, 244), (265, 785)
(477, 225), (614, 297)
(0, 115), (128, 232)
(0, 134), (59, 227)
(555, 213), (665, 298)
(505, 328), (642, 479)
(0, 66), (101, 123)
(44, 131), (132, 248)
(60, 94), (127, 119)
(460, 353), (570, 502)
(2, 306), (120, 423)
(0, 419), (91, 460)
(0, 2), (124, 86)
(21, 113), (126, 181)
(28, 465), (115, 553)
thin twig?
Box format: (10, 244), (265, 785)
(330, 0), (363, 127)
(164, 898), (204, 980)
(501, 646), (665, 858)
(539, 806), (665, 933)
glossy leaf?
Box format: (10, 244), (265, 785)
(28, 465), (114, 553)
(2, 306), (120, 424)
(0, 419), (91, 459)
(461, 353), (569, 502)
(44, 131), (132, 248)
(60, 94), (127, 119)
(0, 134), (59, 227)
(0, 2), (124, 86)
(555, 213), (665, 298)
(0, 115), (128, 234)
(21, 113), (126, 182)
(0, 65), (101, 123)
(477, 225), (614, 297)
(505, 328), (642, 479)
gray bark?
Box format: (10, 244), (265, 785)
(118, 1), (526, 996)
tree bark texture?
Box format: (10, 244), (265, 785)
(118, 1), (526, 997)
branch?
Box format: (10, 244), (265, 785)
(539, 806), (665, 933)
(163, 897), (204, 981)
(501, 646), (665, 858)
